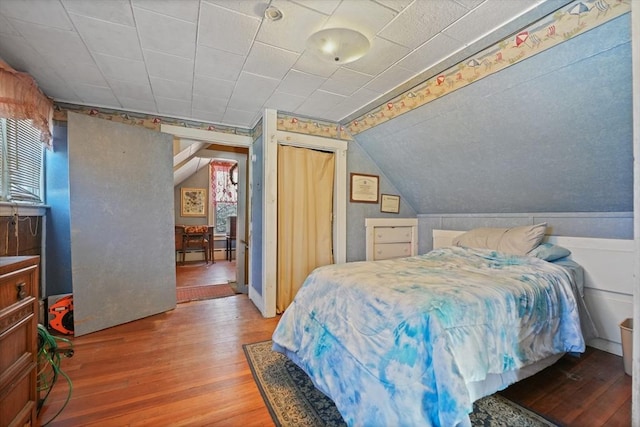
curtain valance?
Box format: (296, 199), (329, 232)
(0, 59), (53, 146)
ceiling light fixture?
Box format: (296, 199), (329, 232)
(306, 28), (370, 65)
(264, 6), (283, 21)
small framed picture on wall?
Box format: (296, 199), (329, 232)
(380, 194), (400, 214)
(181, 187), (207, 217)
(350, 173), (379, 203)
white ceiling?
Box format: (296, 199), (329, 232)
(0, 0), (566, 130)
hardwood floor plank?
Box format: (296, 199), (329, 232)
(38, 278), (631, 426)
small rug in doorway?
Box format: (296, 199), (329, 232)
(243, 340), (558, 427)
(176, 284), (237, 303)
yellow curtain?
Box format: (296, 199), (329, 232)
(277, 145), (335, 313)
(0, 59), (53, 146)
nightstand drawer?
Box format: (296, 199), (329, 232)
(374, 243), (412, 260)
(373, 226), (413, 244)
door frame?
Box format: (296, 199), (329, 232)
(258, 109), (347, 318)
(161, 124), (253, 289)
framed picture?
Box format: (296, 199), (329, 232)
(380, 194), (400, 214)
(181, 187), (207, 217)
(350, 173), (379, 203)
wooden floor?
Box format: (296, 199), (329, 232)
(39, 276), (631, 426)
(176, 260), (236, 287)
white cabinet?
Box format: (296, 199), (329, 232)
(365, 218), (418, 261)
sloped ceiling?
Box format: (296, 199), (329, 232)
(354, 14), (633, 214)
(0, 0), (568, 129)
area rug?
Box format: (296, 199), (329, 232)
(176, 284), (237, 303)
(243, 340), (558, 427)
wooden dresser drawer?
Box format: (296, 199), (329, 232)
(0, 363), (37, 427)
(373, 226), (413, 244)
(0, 256), (39, 427)
(373, 243), (412, 260)
(0, 263), (38, 312)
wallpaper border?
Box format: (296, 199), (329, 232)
(346, 0), (631, 135)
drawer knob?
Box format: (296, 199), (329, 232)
(16, 282), (27, 300)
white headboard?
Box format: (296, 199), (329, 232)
(432, 229), (635, 356)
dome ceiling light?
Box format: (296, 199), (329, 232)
(306, 28), (370, 65)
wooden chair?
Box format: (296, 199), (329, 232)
(179, 225), (210, 264)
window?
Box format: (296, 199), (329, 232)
(0, 118), (44, 203)
(210, 160), (237, 233)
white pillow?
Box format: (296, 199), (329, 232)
(452, 223), (547, 256)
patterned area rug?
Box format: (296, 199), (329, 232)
(244, 340), (558, 427)
(176, 284), (237, 303)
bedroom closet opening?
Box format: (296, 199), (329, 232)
(276, 145), (335, 313)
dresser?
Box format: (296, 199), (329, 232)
(365, 218), (418, 261)
(0, 256), (40, 427)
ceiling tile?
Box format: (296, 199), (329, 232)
(295, 90), (347, 117)
(256, 0), (328, 53)
(94, 53), (148, 83)
(132, 0), (199, 22)
(203, 0), (265, 18)
(61, 0), (134, 26)
(70, 13), (143, 60)
(222, 107), (257, 127)
(28, 68), (78, 101)
(193, 75), (235, 100)
(378, 0), (468, 50)
(324, 0), (397, 40)
(290, 0), (341, 15)
(227, 72), (280, 111)
(46, 58), (108, 87)
(191, 108), (225, 123)
(0, 14), (19, 35)
(198, 2), (260, 55)
(134, 7), (197, 59)
(117, 96), (158, 113)
(0, 33), (52, 74)
(192, 94), (227, 113)
(244, 42), (300, 80)
(195, 45), (245, 81)
(343, 36), (410, 75)
(264, 91), (307, 113)
(108, 78), (154, 100)
(0, 0), (73, 30)
(70, 83), (121, 106)
(364, 65), (415, 93)
(319, 68), (373, 97)
(156, 97), (192, 117)
(277, 69), (326, 97)
(329, 86), (383, 119)
(13, 20), (95, 65)
(373, 0), (414, 13)
(150, 77), (192, 101)
(443, 0), (542, 44)
(144, 50), (194, 82)
(292, 51), (340, 78)
(395, 33), (463, 73)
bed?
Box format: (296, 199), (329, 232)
(271, 223), (598, 426)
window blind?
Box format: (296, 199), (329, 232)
(0, 118), (43, 203)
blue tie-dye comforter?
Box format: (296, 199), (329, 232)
(272, 246), (585, 427)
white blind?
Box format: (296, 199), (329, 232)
(0, 118), (44, 203)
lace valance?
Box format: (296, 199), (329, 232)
(0, 59), (53, 146)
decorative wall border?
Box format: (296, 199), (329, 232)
(276, 112), (353, 141)
(346, 0), (631, 135)
(53, 102), (261, 140)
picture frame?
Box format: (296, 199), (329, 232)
(350, 173), (379, 203)
(181, 187), (207, 217)
(380, 194), (401, 214)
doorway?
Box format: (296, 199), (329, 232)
(163, 123), (253, 300)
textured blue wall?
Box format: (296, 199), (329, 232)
(353, 15), (632, 215)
